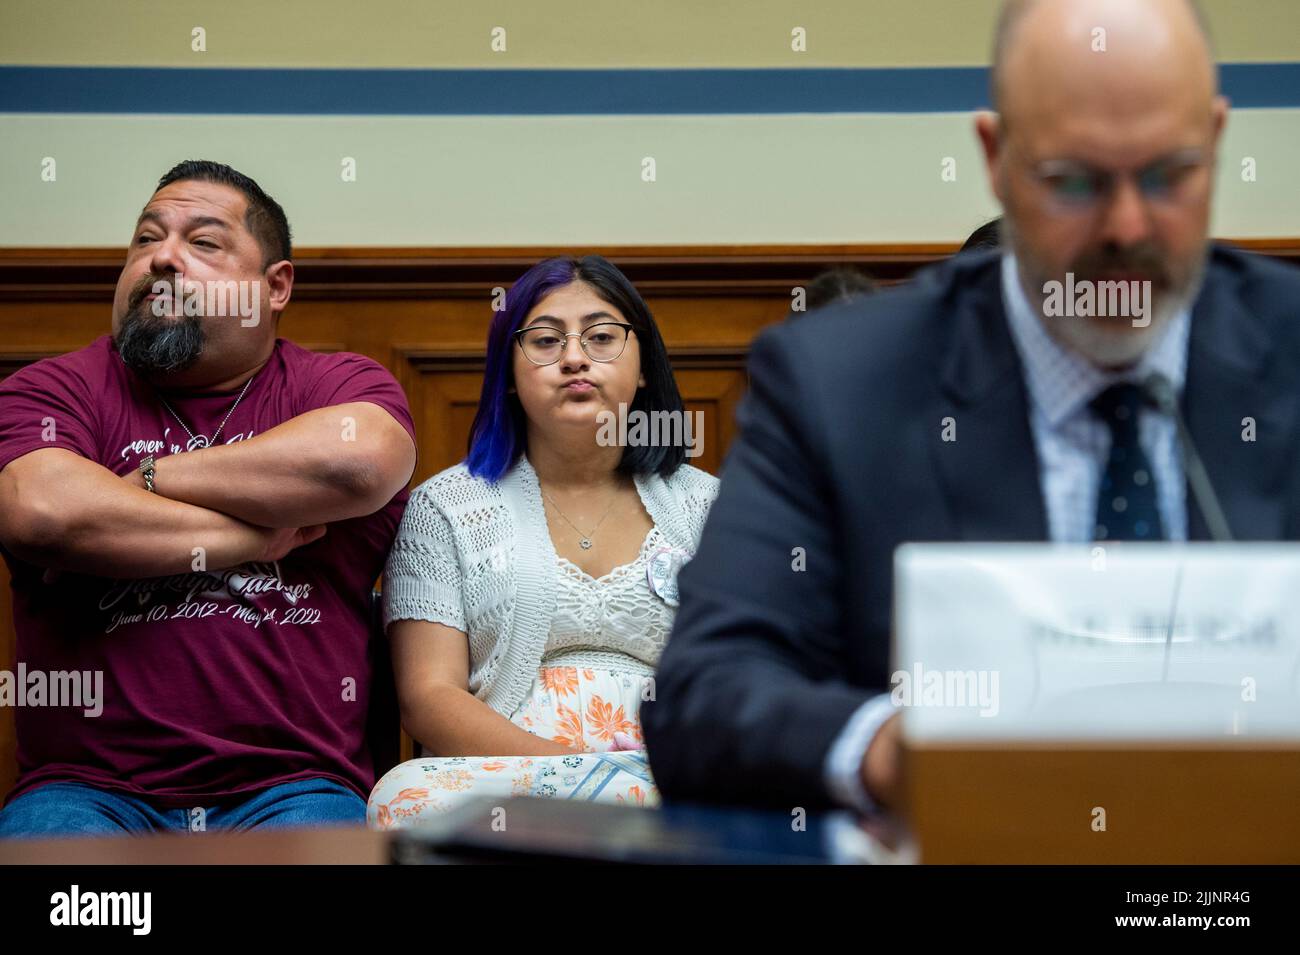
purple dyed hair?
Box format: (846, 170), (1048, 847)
(465, 255), (685, 483)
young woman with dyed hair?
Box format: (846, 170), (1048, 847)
(368, 255), (718, 826)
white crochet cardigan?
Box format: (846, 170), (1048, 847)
(383, 454), (720, 719)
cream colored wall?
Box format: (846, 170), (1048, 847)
(2, 111), (1295, 246)
(3, 0), (1299, 67)
(1, 0), (1297, 246)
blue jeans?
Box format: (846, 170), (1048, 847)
(0, 777), (365, 839)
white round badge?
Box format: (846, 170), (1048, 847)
(647, 547), (690, 608)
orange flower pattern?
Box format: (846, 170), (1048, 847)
(541, 667), (579, 697)
(585, 696), (635, 742)
(368, 662), (659, 829)
(551, 703), (585, 749)
(616, 785), (648, 808)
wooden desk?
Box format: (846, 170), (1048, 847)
(907, 742), (1300, 864)
(0, 824), (388, 865)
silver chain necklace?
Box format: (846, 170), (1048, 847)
(159, 372), (257, 451)
(541, 485), (620, 550)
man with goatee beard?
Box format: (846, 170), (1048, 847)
(0, 161), (417, 836)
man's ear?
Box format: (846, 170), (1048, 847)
(1210, 94), (1230, 145)
(974, 111), (1006, 205)
(266, 259), (293, 316)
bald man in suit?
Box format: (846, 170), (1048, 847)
(643, 0), (1300, 811)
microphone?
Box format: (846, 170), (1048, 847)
(1140, 371), (1233, 542)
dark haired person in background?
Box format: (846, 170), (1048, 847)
(368, 255), (717, 827)
(787, 266), (878, 320)
(960, 217), (1003, 254)
(0, 161), (417, 837)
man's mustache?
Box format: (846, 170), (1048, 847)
(127, 272), (174, 312)
(1070, 247), (1170, 286)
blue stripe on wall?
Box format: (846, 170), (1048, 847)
(0, 64), (1297, 115)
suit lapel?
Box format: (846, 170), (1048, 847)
(1183, 260), (1297, 540)
(930, 263), (1050, 542)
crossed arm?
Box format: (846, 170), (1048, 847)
(131, 401), (416, 527)
(0, 401), (416, 580)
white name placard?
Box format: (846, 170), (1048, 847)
(893, 543), (1300, 741)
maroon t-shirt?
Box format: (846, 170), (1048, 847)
(0, 336), (415, 807)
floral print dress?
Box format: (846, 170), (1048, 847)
(368, 527), (678, 829)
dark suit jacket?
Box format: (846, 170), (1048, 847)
(642, 245), (1300, 809)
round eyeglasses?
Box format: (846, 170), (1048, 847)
(514, 322), (634, 366)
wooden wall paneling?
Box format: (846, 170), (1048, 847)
(394, 348), (490, 483)
(1, 240), (1296, 806)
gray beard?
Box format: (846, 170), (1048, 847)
(1002, 216), (1207, 370)
(114, 306), (206, 376)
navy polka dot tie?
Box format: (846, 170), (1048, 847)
(1089, 383), (1164, 542)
